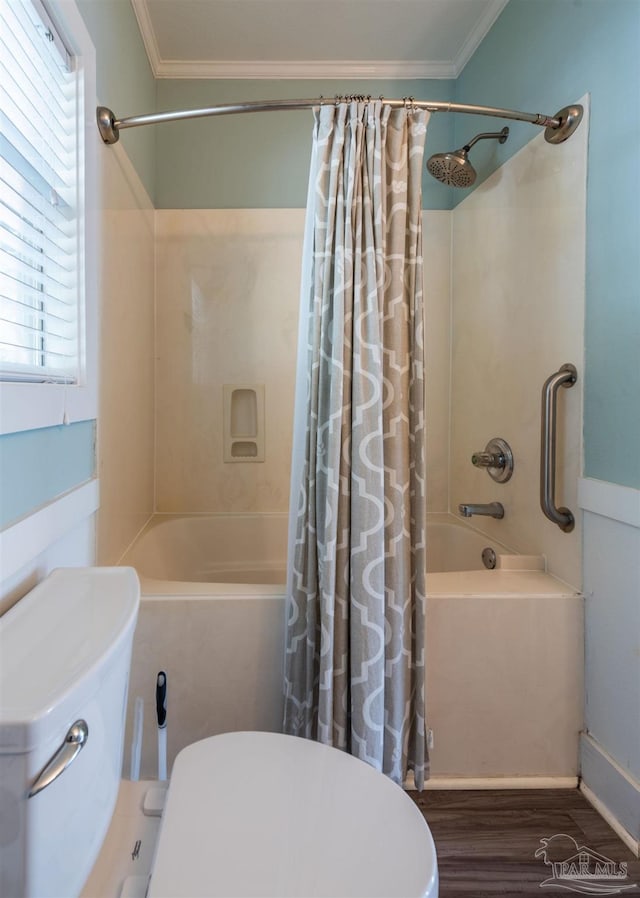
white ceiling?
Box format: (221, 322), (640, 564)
(131, 0), (509, 79)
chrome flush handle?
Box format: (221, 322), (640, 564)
(28, 720), (89, 798)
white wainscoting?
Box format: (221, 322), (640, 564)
(579, 477), (640, 855)
(0, 479), (99, 614)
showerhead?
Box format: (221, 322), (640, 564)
(427, 148), (476, 187)
(426, 126), (509, 188)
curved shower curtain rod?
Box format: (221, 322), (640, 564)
(96, 97), (583, 146)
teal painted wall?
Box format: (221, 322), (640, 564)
(0, 422), (95, 529)
(455, 0), (640, 489)
(77, 0), (156, 201)
(155, 79), (456, 210)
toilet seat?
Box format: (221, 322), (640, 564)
(147, 731), (438, 898)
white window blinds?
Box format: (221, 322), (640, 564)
(0, 0), (79, 383)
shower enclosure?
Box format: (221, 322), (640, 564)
(96, 92), (587, 786)
(119, 97), (585, 782)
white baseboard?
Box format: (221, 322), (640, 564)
(405, 772), (578, 790)
(581, 733), (640, 856)
(580, 783), (640, 858)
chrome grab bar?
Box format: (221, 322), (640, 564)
(540, 364), (577, 532)
(28, 720), (88, 798)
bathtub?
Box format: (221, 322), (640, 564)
(121, 513), (583, 786)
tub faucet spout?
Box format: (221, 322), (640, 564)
(458, 502), (504, 520)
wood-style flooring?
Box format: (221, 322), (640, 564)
(409, 789), (640, 897)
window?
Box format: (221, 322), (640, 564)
(1, 0), (79, 383)
(0, 0), (97, 433)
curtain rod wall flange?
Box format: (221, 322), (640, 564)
(97, 106), (119, 144)
(96, 99), (583, 147)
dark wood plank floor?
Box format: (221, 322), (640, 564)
(409, 790), (640, 897)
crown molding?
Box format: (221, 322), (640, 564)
(129, 0), (455, 80)
(130, 0), (162, 75)
(453, 0), (510, 76)
(130, 0), (502, 81)
(153, 58), (456, 80)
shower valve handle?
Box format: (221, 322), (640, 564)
(471, 438), (514, 483)
(472, 451), (505, 468)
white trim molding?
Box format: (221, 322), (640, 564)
(581, 785), (640, 858)
(130, 0), (162, 74)
(129, 0), (508, 81)
(0, 0), (98, 436)
(404, 773), (578, 790)
(578, 477), (640, 528)
(0, 479), (99, 582)
(152, 58), (456, 80)
(453, 0), (509, 75)
(581, 733), (640, 856)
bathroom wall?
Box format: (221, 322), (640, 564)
(0, 0), (156, 600)
(0, 423), (95, 529)
(154, 209), (302, 513)
(450, 111), (587, 590)
(152, 79), (455, 516)
(154, 209), (451, 515)
(76, 0), (156, 202)
(80, 0), (157, 564)
(96, 143), (155, 564)
(155, 79), (455, 211)
(581, 499), (640, 845)
(454, 0), (640, 492)
(458, 0), (640, 845)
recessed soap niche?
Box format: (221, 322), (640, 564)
(223, 384), (265, 463)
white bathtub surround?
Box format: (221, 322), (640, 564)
(120, 512), (289, 779)
(450, 99), (589, 590)
(121, 513), (582, 784)
(121, 512), (289, 585)
(427, 582), (582, 780)
(154, 209), (304, 515)
(122, 512), (541, 583)
(153, 208), (451, 517)
(579, 478), (640, 853)
(426, 512), (509, 571)
(123, 593), (286, 781)
(422, 211), (452, 513)
(97, 142), (155, 565)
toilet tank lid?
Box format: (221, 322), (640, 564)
(0, 567), (139, 752)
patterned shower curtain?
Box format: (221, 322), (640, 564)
(283, 99), (429, 789)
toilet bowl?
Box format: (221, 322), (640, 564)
(149, 731), (438, 897)
(0, 568), (438, 898)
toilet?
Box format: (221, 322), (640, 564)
(0, 568), (438, 898)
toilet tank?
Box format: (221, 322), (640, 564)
(0, 567), (140, 898)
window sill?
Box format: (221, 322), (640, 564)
(0, 381), (97, 435)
